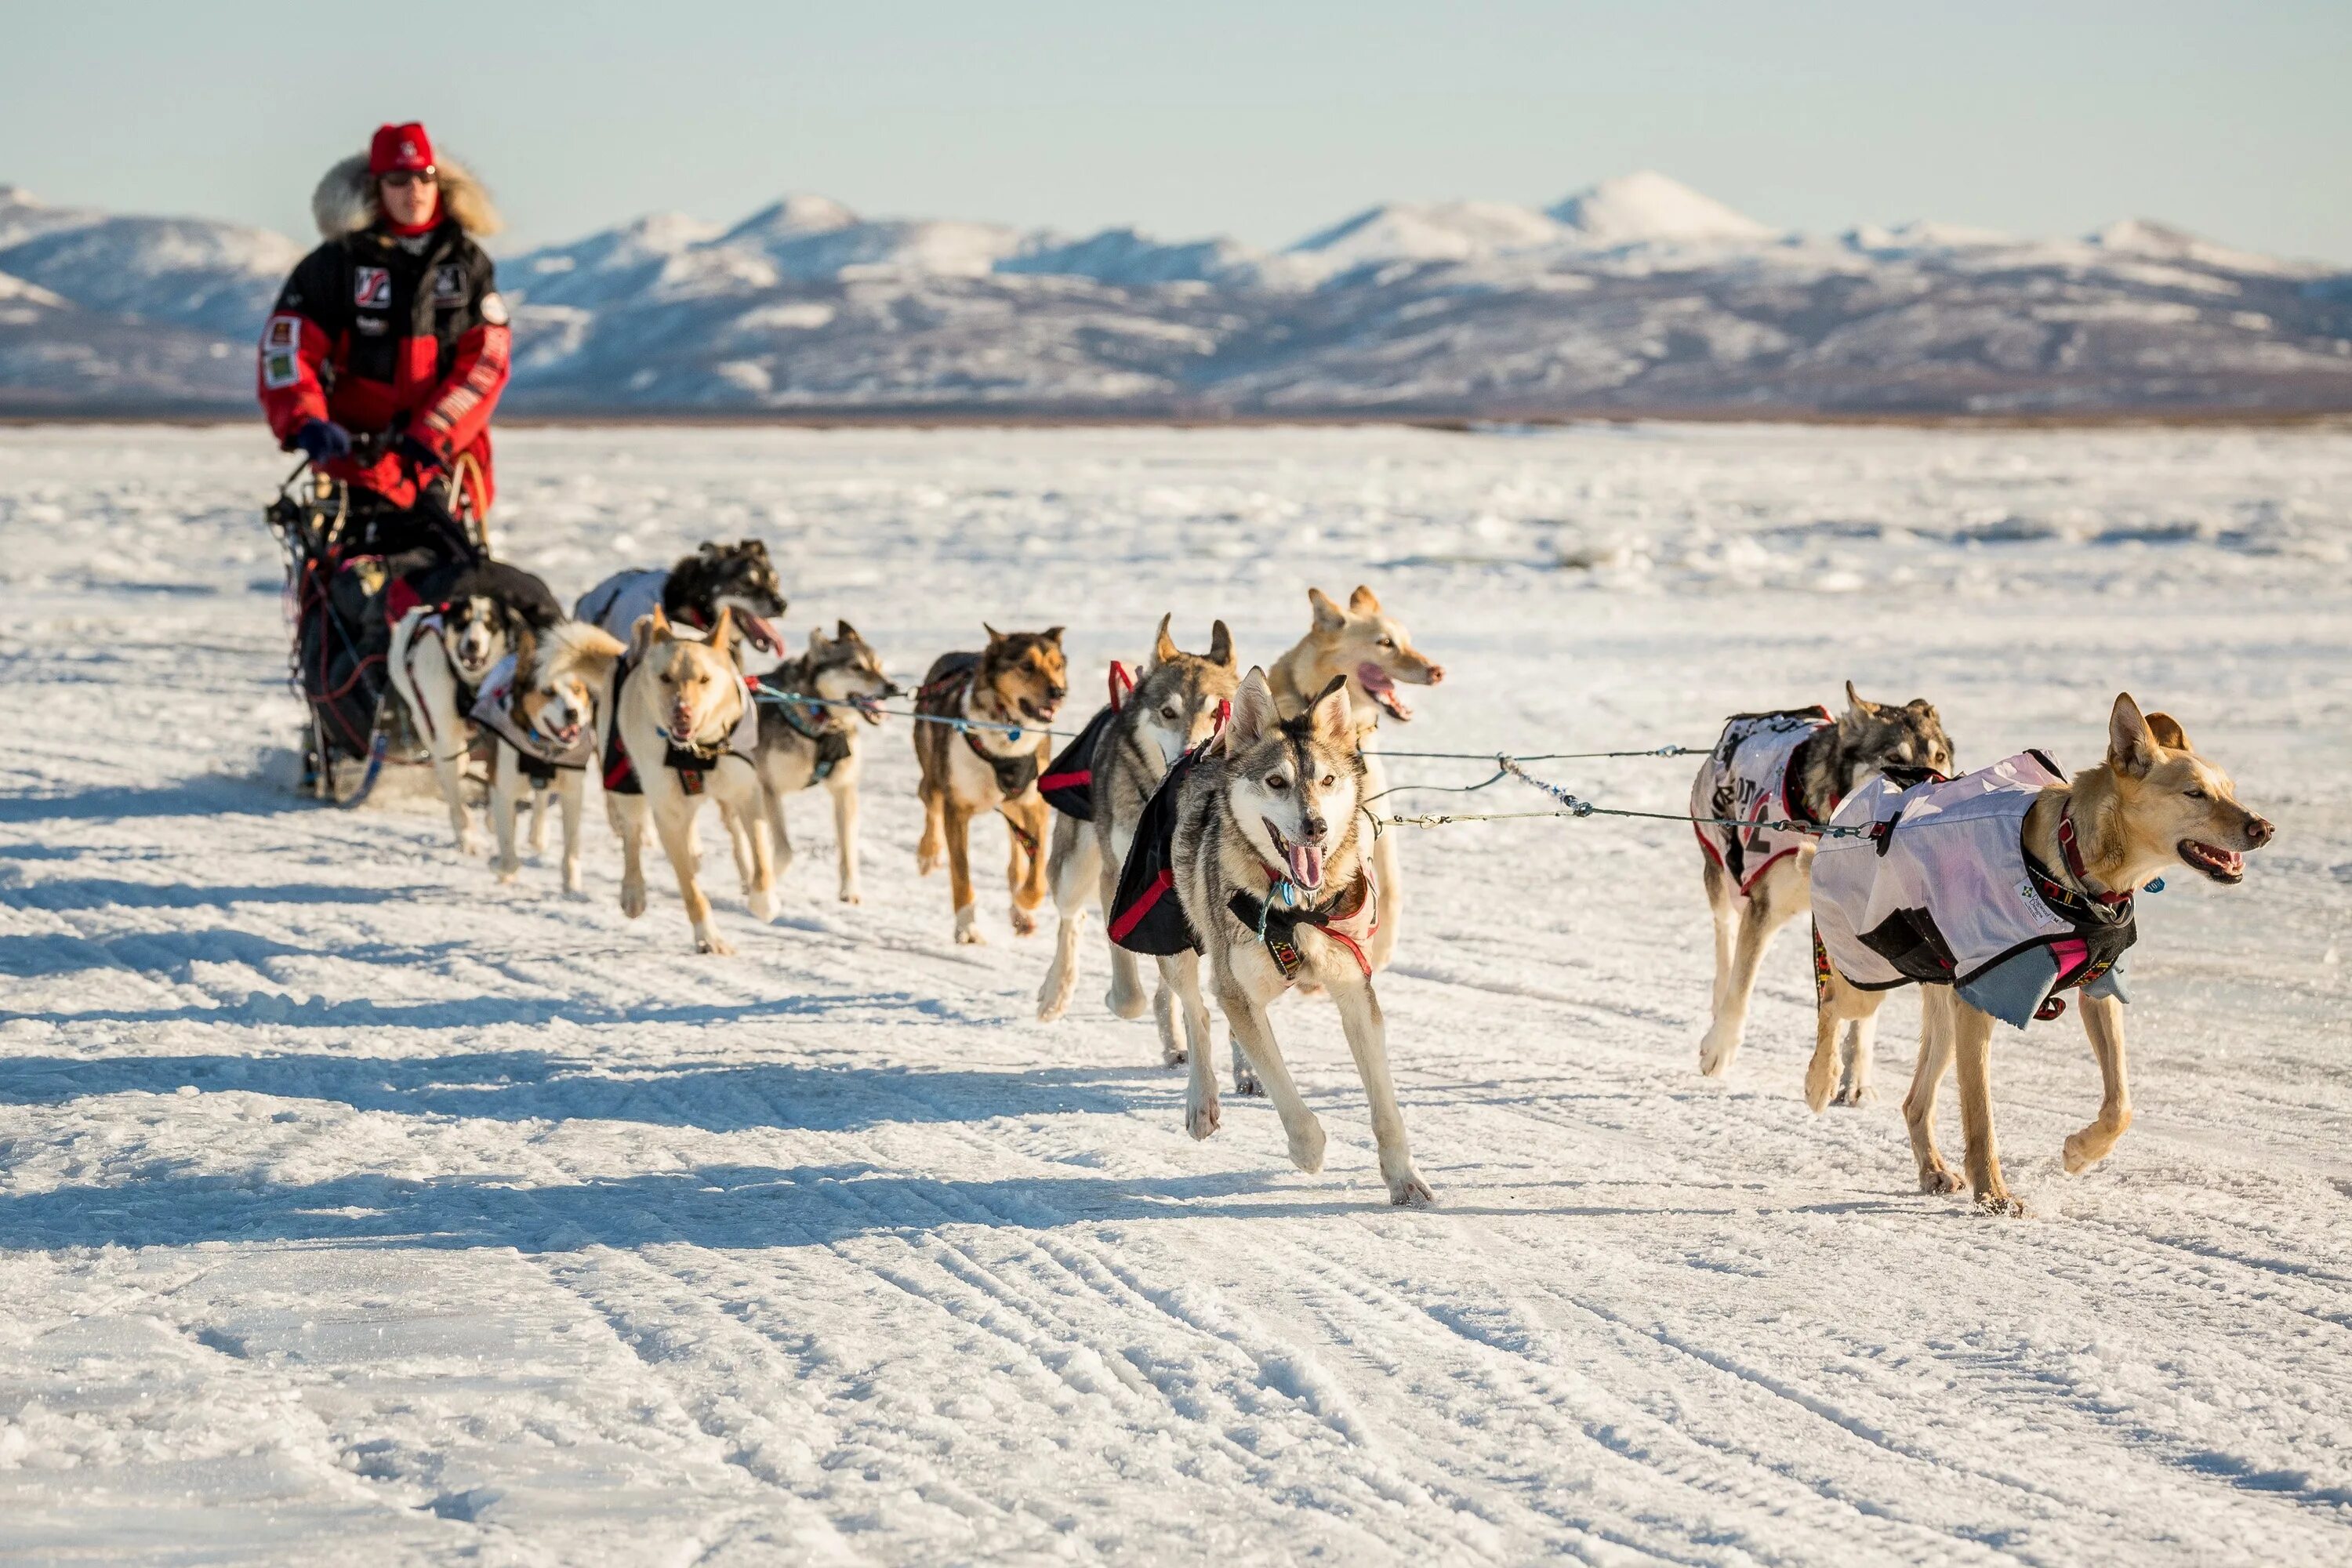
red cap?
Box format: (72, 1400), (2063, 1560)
(368, 122), (435, 176)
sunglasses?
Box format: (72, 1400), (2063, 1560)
(380, 169), (438, 189)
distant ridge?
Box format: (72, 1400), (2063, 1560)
(4, 175), (2350, 417)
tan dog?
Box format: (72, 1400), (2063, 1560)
(1265, 586), (1444, 972)
(477, 619), (627, 897)
(913, 627), (1067, 944)
(1811, 694), (2274, 1214)
(610, 606), (774, 953)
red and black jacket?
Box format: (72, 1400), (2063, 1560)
(257, 221), (510, 514)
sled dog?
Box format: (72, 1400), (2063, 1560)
(575, 539), (787, 658)
(386, 561), (564, 854)
(735, 621), (898, 905)
(1809, 693), (2273, 1214)
(1693, 683), (1954, 1098)
(470, 619), (628, 895)
(913, 626), (1067, 943)
(1036, 615), (1240, 1041)
(1265, 586), (1443, 973)
(609, 606), (774, 953)
(1160, 668), (1432, 1206)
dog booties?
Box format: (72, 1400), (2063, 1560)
(1810, 750), (2135, 1029)
(1690, 707), (1832, 896)
(470, 653), (596, 783)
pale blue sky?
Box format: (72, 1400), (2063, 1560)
(9, 1), (2350, 261)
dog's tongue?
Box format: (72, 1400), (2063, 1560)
(1356, 662), (1411, 720)
(743, 615), (783, 654)
(1285, 841), (1325, 891)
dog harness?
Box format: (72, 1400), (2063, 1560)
(1690, 707), (1834, 896)
(468, 653), (595, 784)
(1040, 662), (1135, 821)
(389, 607), (492, 758)
(917, 653), (1045, 798)
(1109, 740), (1375, 981)
(751, 670), (855, 786)
(1809, 750), (2135, 1029)
(601, 633), (760, 798)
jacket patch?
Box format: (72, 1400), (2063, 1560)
(479, 290), (510, 326)
(434, 263), (466, 303)
(354, 266), (391, 308)
(264, 314), (300, 350)
(261, 347), (301, 389)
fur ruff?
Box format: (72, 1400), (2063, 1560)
(312, 152), (501, 239)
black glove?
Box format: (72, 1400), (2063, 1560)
(290, 419), (351, 463)
(393, 432), (445, 474)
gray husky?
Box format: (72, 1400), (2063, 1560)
(1163, 668), (1432, 1207)
(1694, 682), (1954, 1098)
(729, 621), (897, 905)
(1036, 615), (1240, 1041)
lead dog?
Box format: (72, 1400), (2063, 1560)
(734, 621), (897, 905)
(1154, 668), (1432, 1206)
(386, 561), (564, 855)
(1036, 615), (1240, 1044)
(1809, 693), (2273, 1214)
(913, 626), (1068, 944)
(610, 606), (774, 953)
(1693, 684), (1954, 1098)
(469, 619), (628, 896)
(1265, 586), (1443, 974)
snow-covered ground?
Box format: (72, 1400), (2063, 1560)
(2, 422), (2349, 1565)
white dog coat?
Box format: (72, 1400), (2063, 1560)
(1810, 751), (2133, 1029)
(469, 654), (596, 776)
(1691, 707), (1834, 896)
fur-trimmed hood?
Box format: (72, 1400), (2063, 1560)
(312, 151), (500, 239)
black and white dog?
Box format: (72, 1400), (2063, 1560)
(386, 560), (565, 853)
(574, 539), (788, 662)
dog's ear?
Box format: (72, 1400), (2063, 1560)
(740, 539), (768, 559)
(710, 605), (738, 651)
(1348, 584), (1381, 615)
(808, 623), (829, 652)
(1151, 613), (1178, 668)
(1308, 586), (1345, 635)
(983, 622), (1004, 646)
(630, 611), (661, 659)
(2108, 691), (2158, 778)
(1208, 619), (1235, 669)
(2143, 711), (2190, 753)
(1044, 626), (1065, 647)
(1226, 667), (1277, 751)
(835, 618), (858, 644)
(1308, 673), (1357, 753)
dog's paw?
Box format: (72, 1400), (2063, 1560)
(954, 926), (987, 946)
(1918, 1160), (1965, 1196)
(748, 889), (779, 921)
(1185, 1091), (1221, 1141)
(1697, 1027), (1739, 1080)
(1286, 1115), (1327, 1175)
(1010, 907), (1037, 938)
(695, 931), (736, 956)
(1832, 1081), (1879, 1108)
(564, 884), (592, 903)
(494, 862), (519, 885)
(1973, 1189), (2027, 1218)
(1232, 1062), (1263, 1098)
(455, 833), (482, 858)
(838, 886), (862, 905)
(620, 883), (647, 919)
(1386, 1168), (1436, 1207)
(1105, 982), (1149, 1022)
(916, 847), (945, 877)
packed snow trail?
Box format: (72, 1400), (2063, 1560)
(2, 423), (2349, 1565)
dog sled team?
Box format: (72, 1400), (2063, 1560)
(262, 120), (2279, 1218)
(334, 534), (2277, 1218)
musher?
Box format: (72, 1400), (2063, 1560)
(258, 122), (514, 786)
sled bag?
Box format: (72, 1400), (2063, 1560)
(1108, 745), (1206, 956)
(1040, 703), (1116, 821)
(298, 559), (390, 760)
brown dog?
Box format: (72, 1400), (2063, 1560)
(913, 626), (1068, 944)
(1809, 693), (2274, 1214)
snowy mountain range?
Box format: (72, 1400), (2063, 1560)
(6, 172), (2351, 416)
